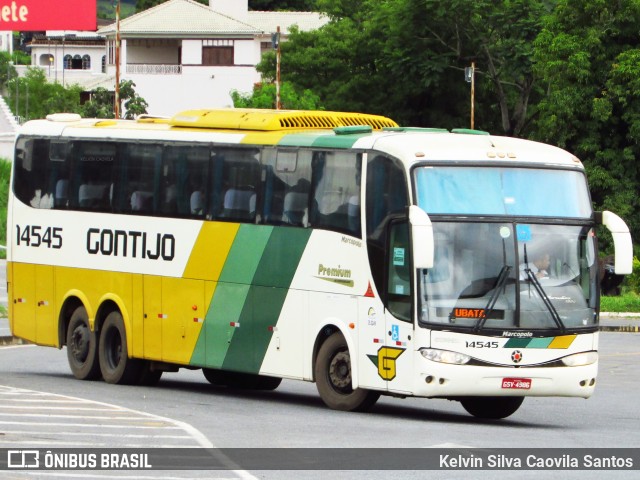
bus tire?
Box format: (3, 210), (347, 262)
(66, 306), (101, 380)
(314, 332), (380, 412)
(460, 396), (524, 419)
(99, 311), (141, 385)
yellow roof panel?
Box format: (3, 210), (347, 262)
(169, 108), (398, 131)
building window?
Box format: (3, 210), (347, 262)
(82, 55), (91, 70)
(102, 55), (106, 73)
(64, 54), (72, 69)
(202, 46), (234, 66)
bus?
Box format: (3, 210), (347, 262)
(7, 109), (633, 419)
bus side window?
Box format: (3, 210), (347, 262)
(387, 221), (412, 321)
(213, 148), (261, 223)
(262, 148), (312, 227)
(310, 151), (361, 237)
(366, 154), (409, 297)
(72, 141), (116, 212)
(13, 138), (55, 209)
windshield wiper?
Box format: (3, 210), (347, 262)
(474, 265), (512, 333)
(524, 267), (566, 333)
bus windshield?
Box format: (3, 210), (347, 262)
(418, 222), (598, 332)
(413, 165), (598, 332)
(414, 166), (592, 218)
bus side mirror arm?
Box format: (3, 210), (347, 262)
(409, 205), (434, 269)
(597, 210), (633, 275)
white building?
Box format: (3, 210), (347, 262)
(29, 31), (111, 89)
(96, 0), (327, 116)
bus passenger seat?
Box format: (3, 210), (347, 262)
(79, 183), (108, 208)
(131, 191), (153, 212)
(55, 179), (69, 207)
(190, 190), (204, 215)
(223, 188), (256, 221)
(283, 191), (308, 227)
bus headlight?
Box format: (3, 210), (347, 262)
(420, 348), (471, 365)
(561, 351), (598, 367)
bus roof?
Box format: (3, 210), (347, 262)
(19, 109), (583, 169)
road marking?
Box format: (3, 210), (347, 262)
(0, 385), (258, 479)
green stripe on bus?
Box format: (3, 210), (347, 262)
(526, 337), (554, 348)
(190, 224), (273, 368)
(190, 282), (251, 368)
(503, 338), (532, 348)
(222, 227), (311, 373)
(219, 225), (273, 284)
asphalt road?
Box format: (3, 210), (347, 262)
(0, 331), (639, 480)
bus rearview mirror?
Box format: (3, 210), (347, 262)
(599, 210), (633, 275)
(409, 205), (434, 269)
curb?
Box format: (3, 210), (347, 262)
(0, 336), (27, 346)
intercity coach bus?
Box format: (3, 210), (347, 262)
(7, 109), (633, 419)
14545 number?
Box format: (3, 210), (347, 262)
(16, 225), (63, 249)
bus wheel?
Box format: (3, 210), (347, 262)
(137, 361), (163, 386)
(99, 311), (141, 385)
(460, 396), (524, 419)
(66, 306), (101, 380)
(314, 332), (380, 412)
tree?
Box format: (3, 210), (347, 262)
(80, 87), (114, 118)
(81, 80), (148, 119)
(231, 81), (322, 109)
(6, 67), (82, 121)
(0, 52), (17, 91)
(119, 79), (149, 118)
(265, 0), (548, 133)
(532, 0), (640, 246)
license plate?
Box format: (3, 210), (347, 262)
(502, 378), (532, 389)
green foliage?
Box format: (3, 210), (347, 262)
(266, 0), (549, 132)
(231, 81), (322, 110)
(97, 0), (137, 19)
(80, 87), (114, 118)
(532, 0), (640, 249)
(6, 67), (83, 121)
(120, 80), (149, 119)
(0, 159), (11, 258)
(622, 257), (640, 294)
(600, 292), (640, 313)
(0, 51), (17, 87)
(80, 80), (148, 119)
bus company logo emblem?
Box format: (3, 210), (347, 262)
(7, 450), (39, 469)
(367, 346), (405, 381)
(511, 350), (523, 363)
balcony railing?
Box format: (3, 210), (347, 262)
(126, 64), (182, 75)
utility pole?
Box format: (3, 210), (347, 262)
(114, 0), (121, 118)
(273, 26), (281, 110)
(470, 61), (475, 129)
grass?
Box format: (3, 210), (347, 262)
(600, 292), (640, 313)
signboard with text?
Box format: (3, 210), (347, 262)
(0, 0), (96, 31)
